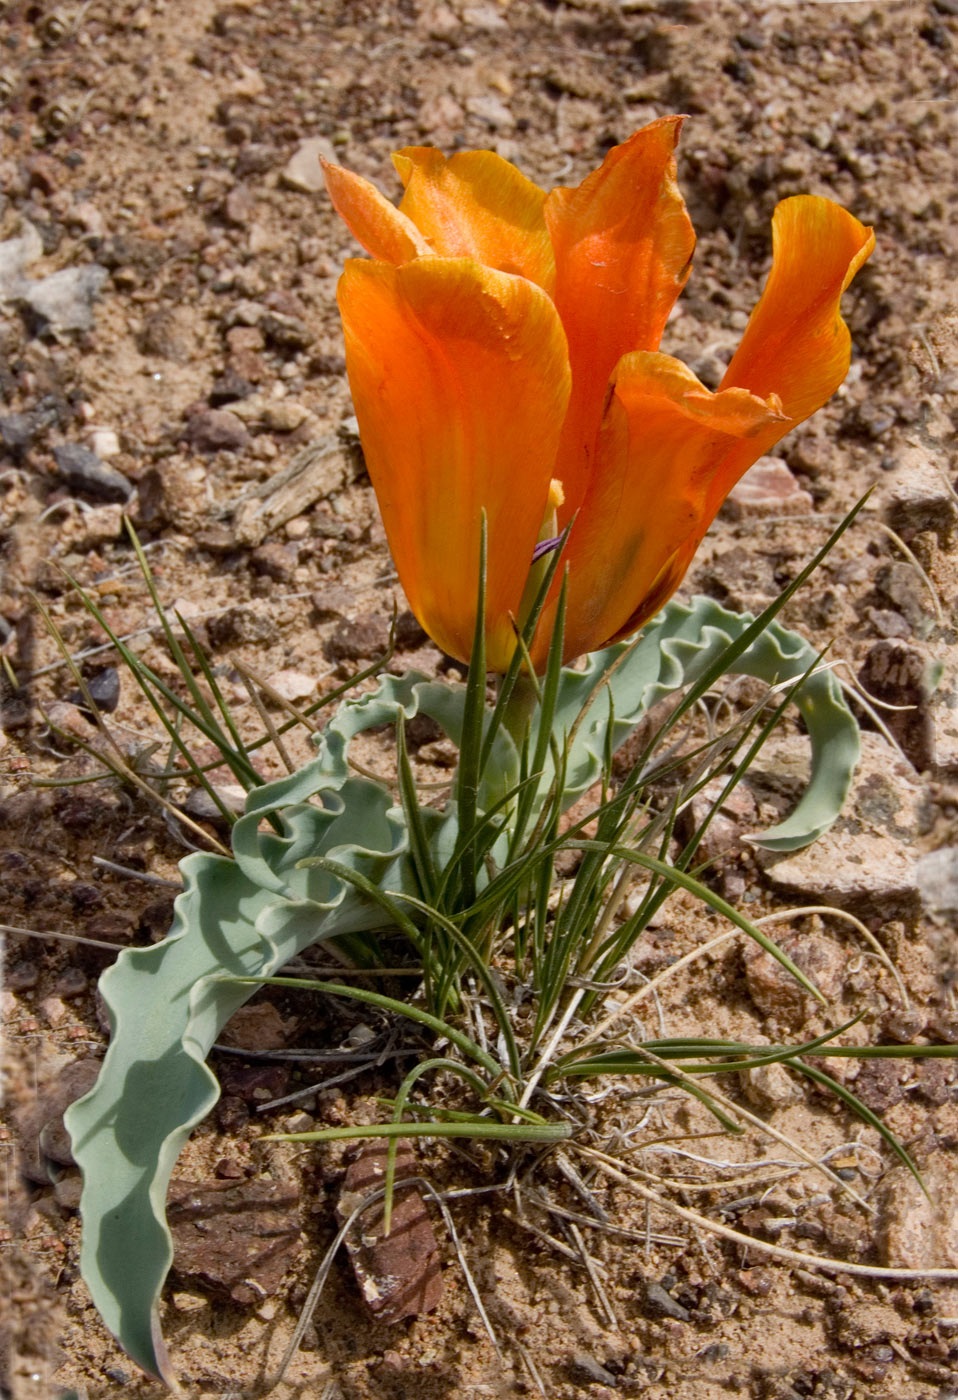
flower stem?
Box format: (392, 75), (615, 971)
(500, 670), (539, 752)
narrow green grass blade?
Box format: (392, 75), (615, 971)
(456, 516), (489, 907)
(236, 973), (502, 1081)
(268, 1121), (571, 1144)
(571, 843), (825, 1002)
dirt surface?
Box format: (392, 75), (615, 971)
(2, 0), (958, 1397)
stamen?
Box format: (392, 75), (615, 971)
(532, 535), (563, 563)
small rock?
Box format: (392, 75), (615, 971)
(16, 1057), (102, 1182)
(462, 3), (508, 29)
(879, 1150), (958, 1268)
(168, 1176), (302, 1304)
(326, 616), (391, 662)
(881, 448), (956, 545)
(52, 443), (133, 503)
(310, 585), (357, 619)
(309, 351), (347, 376)
(464, 93), (514, 129)
(209, 369), (254, 406)
(89, 427), (120, 458)
(51, 1167), (83, 1210)
(218, 1002), (298, 1052)
(875, 561), (932, 634)
(22, 264), (108, 334)
(265, 669), (316, 702)
(858, 640), (935, 770)
(395, 609), (428, 649)
(852, 1058), (910, 1112)
(753, 733), (925, 919)
(916, 848), (958, 916)
(207, 605), (278, 648)
(185, 408), (249, 454)
(218, 1063), (290, 1105)
(337, 1140), (442, 1323)
(224, 183), (255, 226)
(260, 310), (313, 351)
(644, 1280), (690, 1322)
(138, 307), (190, 361)
(742, 1060), (804, 1110)
(722, 457), (813, 519)
(39, 995), (70, 1028)
(281, 136), (336, 193)
(230, 394), (309, 432)
(53, 967), (88, 999)
(1, 411), (45, 456)
(182, 784), (248, 824)
(63, 503), (127, 550)
(569, 1353), (619, 1387)
(67, 666), (121, 716)
(251, 542), (298, 581)
(744, 930), (846, 1027)
(0, 222), (44, 301)
(417, 739), (458, 768)
(7, 959), (39, 990)
(216, 1095), (250, 1134)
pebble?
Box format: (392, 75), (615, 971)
(569, 1353), (619, 1387)
(89, 427), (120, 457)
(260, 310), (313, 351)
(51, 1168), (83, 1210)
(6, 959), (39, 990)
(464, 93), (514, 129)
(67, 665), (121, 716)
(281, 136), (336, 193)
(742, 1060), (804, 1110)
(15, 1057), (102, 1182)
(644, 1280), (690, 1322)
(207, 605), (279, 647)
(879, 1150), (958, 1268)
(916, 848), (958, 916)
(309, 584), (357, 618)
(752, 733), (925, 919)
(208, 369), (254, 406)
(52, 443), (133, 503)
(744, 929), (846, 1027)
(251, 541), (298, 581)
(858, 640), (935, 771)
(218, 1001), (298, 1051)
(183, 784), (248, 823)
(722, 457), (813, 519)
(875, 561), (932, 634)
(168, 1176), (303, 1304)
(326, 616), (390, 662)
(230, 394), (310, 432)
(880, 446), (957, 544)
(265, 668), (317, 701)
(224, 184), (255, 226)
(1, 411), (45, 456)
(137, 307), (190, 361)
(337, 1141), (442, 1323)
(53, 967), (88, 999)
(21, 264), (108, 334)
(185, 408), (249, 454)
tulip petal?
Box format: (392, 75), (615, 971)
(543, 353), (784, 665)
(392, 147), (555, 291)
(721, 195), (875, 422)
(338, 257), (571, 668)
(544, 116), (696, 507)
(323, 159), (431, 264)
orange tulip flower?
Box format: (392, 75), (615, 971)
(324, 118), (874, 672)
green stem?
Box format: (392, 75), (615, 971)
(500, 670), (539, 752)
